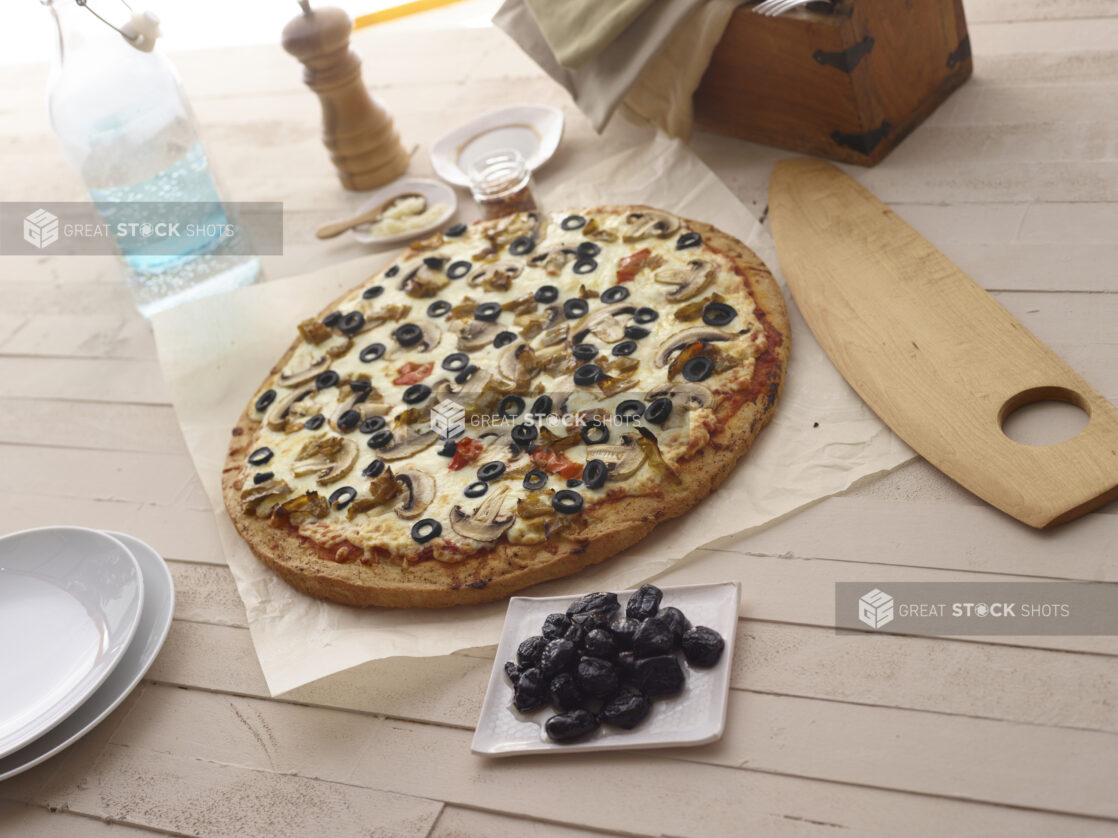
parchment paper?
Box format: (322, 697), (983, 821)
(152, 134), (914, 696)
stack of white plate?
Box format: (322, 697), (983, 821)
(0, 527), (175, 781)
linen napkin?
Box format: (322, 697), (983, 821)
(523, 0), (655, 68)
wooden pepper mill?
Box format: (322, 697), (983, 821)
(282, 1), (410, 190)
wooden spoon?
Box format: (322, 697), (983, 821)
(315, 192), (426, 240)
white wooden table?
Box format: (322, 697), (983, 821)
(3, 4), (1118, 836)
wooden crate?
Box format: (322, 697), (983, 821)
(693, 0), (972, 166)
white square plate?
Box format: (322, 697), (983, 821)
(471, 582), (740, 757)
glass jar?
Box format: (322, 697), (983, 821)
(467, 149), (538, 220)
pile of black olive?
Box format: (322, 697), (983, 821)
(505, 585), (725, 743)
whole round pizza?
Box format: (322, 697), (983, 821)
(223, 206), (789, 607)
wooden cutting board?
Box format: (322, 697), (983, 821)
(769, 158), (1118, 528)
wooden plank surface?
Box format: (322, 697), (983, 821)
(2, 1), (1118, 835)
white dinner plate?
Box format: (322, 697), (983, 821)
(472, 582), (740, 757)
(0, 532), (174, 781)
(351, 178), (457, 246)
(429, 104), (565, 187)
(0, 527), (143, 760)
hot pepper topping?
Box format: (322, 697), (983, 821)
(392, 361), (434, 386)
(448, 436), (486, 471)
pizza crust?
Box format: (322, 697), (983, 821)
(222, 208), (789, 608)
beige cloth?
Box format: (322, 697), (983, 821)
(494, 0), (744, 138)
(524, 0), (656, 68)
(622, 0), (743, 139)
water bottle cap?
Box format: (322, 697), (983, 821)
(120, 10), (161, 52)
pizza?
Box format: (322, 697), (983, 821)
(223, 206), (789, 608)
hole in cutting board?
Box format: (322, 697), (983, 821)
(1000, 387), (1090, 446)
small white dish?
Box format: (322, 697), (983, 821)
(471, 582), (740, 757)
(351, 178), (457, 246)
(0, 531), (174, 781)
(0, 527), (144, 760)
(430, 104), (565, 187)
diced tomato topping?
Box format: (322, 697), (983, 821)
(393, 361), (433, 386)
(448, 437), (486, 471)
(617, 248), (651, 283)
(531, 449), (583, 480)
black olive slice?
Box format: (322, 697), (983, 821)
(530, 395), (553, 417)
(577, 241), (601, 258)
(571, 343), (598, 362)
(337, 409), (361, 432)
(437, 439), (458, 457)
(328, 486), (357, 510)
(253, 471), (274, 485)
(411, 518), (442, 543)
(676, 232), (702, 250)
(566, 478), (583, 488)
(564, 299), (590, 319)
(534, 285), (559, 304)
(477, 461), (506, 482)
(359, 416), (386, 434)
(394, 323), (423, 347)
(367, 429), (394, 449)
(442, 352), (469, 372)
(560, 214), (587, 230)
(464, 481), (488, 498)
(612, 340), (638, 357)
(349, 379), (372, 394)
(580, 419), (610, 446)
(403, 384), (431, 404)
(447, 260), (472, 280)
(445, 223), (467, 238)
(509, 236), (535, 256)
(702, 302), (737, 327)
(582, 459), (608, 489)
(552, 489), (584, 514)
(511, 423), (538, 445)
(645, 396), (673, 425)
(338, 311), (365, 335)
(474, 302), (502, 322)
(362, 459), (386, 478)
(682, 356), (715, 382)
(254, 389), (276, 412)
(633, 307), (659, 324)
(304, 413), (326, 430)
(600, 285), (629, 304)
(362, 285), (384, 300)
(359, 343), (386, 363)
(498, 395), (526, 419)
(423, 256), (446, 271)
(247, 447), (273, 466)
(322, 311), (342, 328)
(385, 265), (400, 278)
(573, 258), (598, 275)
(454, 364), (478, 385)
(426, 300), (451, 318)
(315, 370), (340, 390)
(523, 469), (548, 491)
(493, 330), (518, 348)
(624, 325), (650, 341)
(615, 399), (645, 421)
(573, 363), (602, 387)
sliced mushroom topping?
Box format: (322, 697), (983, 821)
(529, 245), (579, 276)
(453, 319), (503, 352)
(291, 436), (359, 485)
(537, 323), (569, 347)
(365, 467), (398, 507)
(240, 478), (292, 512)
(400, 260), (450, 298)
(653, 326), (735, 368)
(591, 435), (647, 481)
(479, 426), (527, 465)
(496, 341), (537, 383)
(414, 321), (442, 353)
(541, 304), (564, 330)
(329, 393), (390, 432)
(654, 260), (716, 302)
(467, 261), (523, 292)
(450, 485), (516, 542)
(377, 428), (439, 461)
(278, 356), (329, 388)
(266, 385), (315, 430)
(570, 302), (636, 344)
(621, 210), (680, 243)
(393, 469), (435, 519)
(644, 382), (716, 410)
